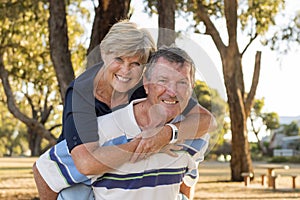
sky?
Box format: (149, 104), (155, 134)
(129, 0), (300, 118)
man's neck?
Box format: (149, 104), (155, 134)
(133, 101), (169, 131)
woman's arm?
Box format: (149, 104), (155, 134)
(175, 103), (217, 140)
(71, 138), (141, 176)
(131, 103), (217, 162)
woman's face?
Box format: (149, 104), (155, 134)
(103, 54), (144, 93)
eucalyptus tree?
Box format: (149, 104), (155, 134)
(0, 0), (84, 155)
(0, 0), (134, 156)
(144, 0), (299, 181)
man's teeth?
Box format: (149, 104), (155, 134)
(163, 100), (177, 104)
(116, 75), (130, 82)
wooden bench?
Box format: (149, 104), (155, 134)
(281, 174), (298, 189)
(272, 174), (298, 190)
(241, 172), (254, 186)
(271, 174), (278, 190)
(291, 175), (298, 189)
(255, 173), (267, 186)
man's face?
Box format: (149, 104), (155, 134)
(144, 57), (193, 122)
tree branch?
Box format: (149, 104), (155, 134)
(245, 51), (261, 116)
(194, 0), (226, 54)
(41, 89), (53, 124)
(24, 93), (37, 119)
(0, 54), (56, 145)
(224, 0), (238, 47)
(241, 33), (258, 56)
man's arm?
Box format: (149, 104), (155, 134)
(180, 182), (191, 199)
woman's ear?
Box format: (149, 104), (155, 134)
(100, 49), (106, 63)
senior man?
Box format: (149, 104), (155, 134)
(35, 47), (210, 200)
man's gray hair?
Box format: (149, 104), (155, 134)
(144, 46), (196, 84)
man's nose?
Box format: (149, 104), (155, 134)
(165, 82), (177, 97)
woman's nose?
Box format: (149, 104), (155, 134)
(119, 62), (131, 73)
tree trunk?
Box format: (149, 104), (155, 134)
(157, 0), (176, 47)
(49, 0), (74, 103)
(28, 127), (42, 156)
(87, 0), (131, 54)
(228, 97), (253, 181)
(222, 52), (253, 181)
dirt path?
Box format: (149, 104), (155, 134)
(195, 161), (300, 200)
(0, 158), (299, 199)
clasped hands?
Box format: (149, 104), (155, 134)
(130, 125), (182, 162)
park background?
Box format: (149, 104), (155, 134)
(0, 0), (300, 199)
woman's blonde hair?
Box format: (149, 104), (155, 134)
(100, 20), (156, 64)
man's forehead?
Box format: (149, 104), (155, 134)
(154, 57), (191, 72)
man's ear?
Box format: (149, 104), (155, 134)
(143, 76), (149, 94)
(192, 83), (195, 89)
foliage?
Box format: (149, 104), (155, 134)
(268, 156), (300, 164)
(263, 7), (300, 53)
(249, 98), (279, 133)
(193, 80), (228, 152)
(0, 0), (86, 155)
(0, 110), (28, 156)
(248, 98), (279, 155)
(282, 121), (299, 136)
(193, 80), (227, 123)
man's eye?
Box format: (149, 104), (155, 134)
(179, 81), (188, 85)
(158, 79), (167, 83)
(114, 57), (123, 63)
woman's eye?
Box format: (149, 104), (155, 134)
(131, 62), (141, 67)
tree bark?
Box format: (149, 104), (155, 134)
(87, 0), (131, 55)
(28, 127), (43, 156)
(49, 0), (74, 103)
(157, 0), (176, 47)
(221, 48), (254, 181)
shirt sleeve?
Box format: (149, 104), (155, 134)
(182, 133), (210, 187)
(60, 64), (103, 152)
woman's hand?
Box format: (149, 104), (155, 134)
(130, 125), (180, 162)
(160, 142), (183, 157)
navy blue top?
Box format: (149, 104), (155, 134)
(57, 62), (197, 152)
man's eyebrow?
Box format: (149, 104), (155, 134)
(157, 74), (167, 78)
